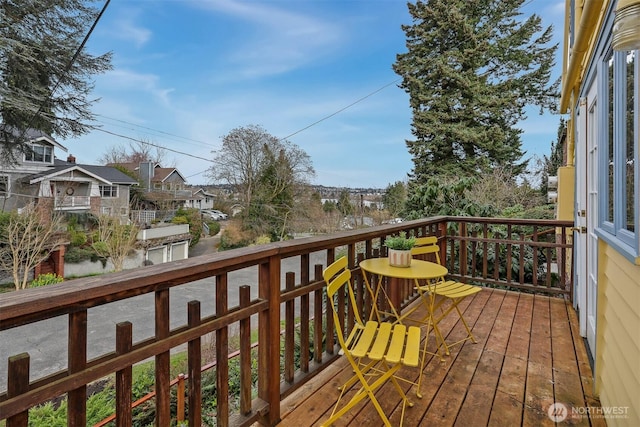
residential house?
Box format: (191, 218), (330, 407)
(184, 187), (217, 211)
(559, 0), (639, 424)
(0, 128), (138, 222)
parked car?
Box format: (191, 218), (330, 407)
(201, 209), (228, 220)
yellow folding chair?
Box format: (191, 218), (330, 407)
(322, 256), (421, 427)
(411, 236), (482, 356)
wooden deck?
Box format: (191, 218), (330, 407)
(277, 289), (605, 427)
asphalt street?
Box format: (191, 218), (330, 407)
(0, 233), (327, 392)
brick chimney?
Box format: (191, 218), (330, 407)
(67, 154), (76, 164)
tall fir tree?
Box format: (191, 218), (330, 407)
(393, 0), (559, 183)
(0, 0), (112, 164)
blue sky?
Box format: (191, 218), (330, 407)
(66, 0), (566, 188)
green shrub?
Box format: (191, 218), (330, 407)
(207, 220), (220, 236)
(69, 230), (88, 246)
(30, 273), (64, 288)
(64, 246), (99, 264)
(171, 216), (189, 225)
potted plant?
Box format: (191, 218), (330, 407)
(384, 231), (416, 267)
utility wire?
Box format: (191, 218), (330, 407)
(28, 0), (111, 131)
(279, 78), (401, 142)
(92, 128), (213, 162)
(96, 114), (215, 147)
(8, 0), (111, 148)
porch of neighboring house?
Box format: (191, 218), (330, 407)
(278, 289), (604, 427)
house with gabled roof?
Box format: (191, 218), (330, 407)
(1, 128), (138, 222)
(184, 187), (217, 211)
(109, 161), (193, 211)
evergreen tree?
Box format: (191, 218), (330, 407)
(0, 0), (112, 164)
(393, 0), (559, 182)
(382, 181), (407, 218)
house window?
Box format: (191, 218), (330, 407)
(100, 185), (118, 198)
(0, 175), (8, 196)
(102, 207), (112, 215)
(25, 144), (53, 163)
(624, 50), (636, 233)
(599, 48), (639, 260)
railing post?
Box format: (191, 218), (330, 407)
(68, 310), (87, 426)
(155, 289), (170, 426)
(115, 321), (132, 427)
(187, 301), (202, 426)
(239, 286), (252, 415)
(216, 273), (229, 427)
(7, 353), (29, 427)
(258, 256), (281, 425)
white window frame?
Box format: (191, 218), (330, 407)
(100, 185), (118, 198)
(24, 144), (53, 163)
(597, 48), (639, 263)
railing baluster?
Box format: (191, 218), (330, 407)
(154, 289), (170, 426)
(322, 248), (336, 353)
(187, 301), (202, 426)
(507, 224), (513, 283)
(176, 374), (185, 422)
(313, 266), (323, 364)
(300, 271), (310, 373)
(216, 273), (229, 427)
(115, 321), (132, 427)
(285, 272), (295, 382)
(239, 286), (251, 415)
(7, 353), (29, 427)
(68, 310), (87, 426)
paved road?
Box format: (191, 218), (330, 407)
(0, 237), (327, 392)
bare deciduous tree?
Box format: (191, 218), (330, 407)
(91, 215), (139, 272)
(0, 204), (66, 289)
(99, 139), (172, 167)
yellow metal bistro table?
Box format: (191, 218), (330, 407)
(359, 257), (449, 397)
(359, 257), (447, 324)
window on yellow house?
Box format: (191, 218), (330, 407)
(625, 51), (636, 233)
(600, 48), (638, 259)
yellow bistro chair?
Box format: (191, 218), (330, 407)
(411, 236), (482, 356)
(322, 256), (421, 427)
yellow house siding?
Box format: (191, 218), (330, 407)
(596, 240), (640, 426)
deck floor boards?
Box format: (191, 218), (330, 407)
(277, 289), (603, 427)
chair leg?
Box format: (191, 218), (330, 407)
(322, 362), (401, 427)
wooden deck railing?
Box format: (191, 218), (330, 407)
(0, 216), (573, 426)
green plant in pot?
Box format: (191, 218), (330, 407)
(384, 231), (416, 267)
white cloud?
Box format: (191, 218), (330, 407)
(99, 69), (174, 107)
(192, 0), (345, 79)
(109, 9), (152, 48)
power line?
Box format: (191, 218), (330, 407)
(95, 114), (215, 148)
(29, 0), (111, 131)
(278, 78), (401, 141)
(7, 0), (112, 149)
(92, 127), (214, 162)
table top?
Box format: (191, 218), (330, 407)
(359, 257), (448, 280)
